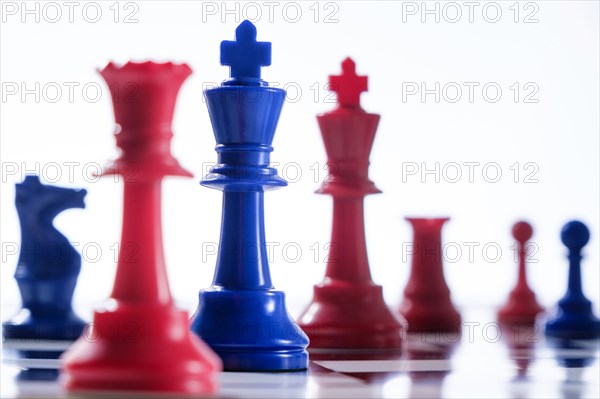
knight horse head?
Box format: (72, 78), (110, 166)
(14, 176), (87, 315)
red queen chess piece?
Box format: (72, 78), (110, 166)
(60, 62), (221, 394)
(297, 58), (404, 351)
(400, 218), (461, 333)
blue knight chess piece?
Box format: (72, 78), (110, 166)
(2, 175), (87, 342)
(546, 221), (600, 340)
(190, 20), (309, 371)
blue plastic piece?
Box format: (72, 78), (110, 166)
(2, 175), (87, 342)
(190, 20), (309, 371)
(221, 20), (271, 86)
(545, 221), (600, 339)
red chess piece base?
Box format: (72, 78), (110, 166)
(61, 303), (220, 395)
(498, 288), (544, 325)
(299, 282), (403, 350)
(400, 299), (462, 334)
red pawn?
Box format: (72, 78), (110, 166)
(400, 218), (461, 333)
(60, 62), (221, 395)
(497, 221), (544, 325)
(297, 58), (403, 351)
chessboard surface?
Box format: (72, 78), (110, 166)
(2, 6), (599, 397)
(2, 308), (599, 399)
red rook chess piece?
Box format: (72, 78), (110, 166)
(60, 62), (221, 394)
(400, 218), (461, 333)
(297, 58), (403, 351)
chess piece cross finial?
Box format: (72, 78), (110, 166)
(329, 57), (368, 108)
(221, 20), (271, 81)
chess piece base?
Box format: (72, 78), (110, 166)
(191, 288), (309, 371)
(400, 300), (462, 333)
(545, 298), (600, 339)
(61, 304), (220, 395)
(3, 309), (85, 341)
(5, 274), (85, 341)
(498, 288), (545, 325)
(298, 282), (403, 350)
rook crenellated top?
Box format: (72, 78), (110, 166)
(99, 61), (193, 180)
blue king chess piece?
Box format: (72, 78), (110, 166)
(190, 20), (309, 371)
(545, 221), (600, 340)
(3, 176), (87, 347)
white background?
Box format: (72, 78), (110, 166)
(1, 1), (599, 323)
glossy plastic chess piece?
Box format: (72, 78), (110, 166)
(297, 58), (403, 350)
(3, 176), (86, 343)
(190, 20), (309, 371)
(498, 221), (544, 325)
(400, 218), (461, 333)
(61, 61), (221, 394)
(545, 221), (600, 339)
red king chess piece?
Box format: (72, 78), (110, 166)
(297, 58), (403, 351)
(60, 62), (221, 394)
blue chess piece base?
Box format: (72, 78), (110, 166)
(191, 288), (309, 371)
(3, 275), (86, 342)
(2, 308), (85, 342)
(3, 310), (85, 364)
(545, 297), (600, 340)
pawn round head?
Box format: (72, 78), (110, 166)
(512, 221), (533, 243)
(561, 220), (590, 251)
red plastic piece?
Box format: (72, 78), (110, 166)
(297, 58), (403, 350)
(497, 221), (544, 325)
(60, 61), (221, 395)
(399, 218), (461, 333)
(329, 58), (368, 108)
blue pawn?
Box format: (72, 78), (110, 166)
(2, 176), (87, 343)
(545, 221), (600, 339)
(190, 20), (309, 371)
